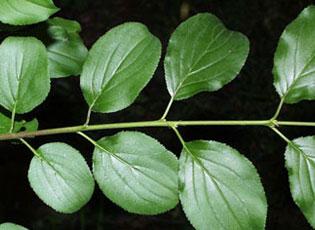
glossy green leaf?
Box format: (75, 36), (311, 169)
(93, 131), (178, 214)
(285, 136), (315, 228)
(0, 112), (38, 134)
(0, 223), (28, 230)
(0, 0), (59, 26)
(273, 6), (315, 104)
(80, 23), (161, 113)
(179, 140), (267, 230)
(28, 142), (95, 213)
(47, 17), (88, 78)
(164, 13), (249, 100)
(0, 37), (50, 114)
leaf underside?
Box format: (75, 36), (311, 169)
(28, 142), (95, 213)
(285, 136), (315, 228)
(179, 140), (267, 230)
(93, 131), (179, 215)
(0, 223), (28, 230)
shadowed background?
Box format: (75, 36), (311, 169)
(1, 0), (315, 229)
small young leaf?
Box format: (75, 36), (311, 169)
(0, 113), (38, 134)
(48, 17), (81, 39)
(93, 131), (179, 215)
(179, 140), (267, 230)
(0, 223), (28, 230)
(20, 118), (39, 132)
(80, 23), (161, 113)
(48, 42), (88, 78)
(164, 13), (249, 100)
(0, 37), (50, 114)
(28, 142), (95, 213)
(285, 136), (315, 228)
(0, 113), (12, 134)
(273, 6), (315, 104)
(47, 17), (88, 78)
(0, 0), (59, 26)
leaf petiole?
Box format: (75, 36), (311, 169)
(19, 138), (42, 159)
(271, 97), (285, 120)
(160, 96), (175, 120)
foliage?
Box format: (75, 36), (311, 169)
(0, 1), (315, 229)
(0, 223), (28, 230)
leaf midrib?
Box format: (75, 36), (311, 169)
(89, 36), (149, 110)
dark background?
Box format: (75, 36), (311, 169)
(1, 0), (315, 229)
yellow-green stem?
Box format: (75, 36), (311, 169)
(0, 119), (314, 141)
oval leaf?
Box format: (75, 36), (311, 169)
(285, 136), (315, 228)
(28, 142), (95, 213)
(93, 131), (179, 215)
(179, 140), (267, 230)
(273, 6), (315, 104)
(80, 23), (161, 113)
(0, 37), (50, 114)
(0, 223), (28, 230)
(164, 13), (249, 100)
(47, 17), (88, 78)
(0, 0), (59, 25)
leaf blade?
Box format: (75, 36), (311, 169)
(80, 23), (161, 113)
(273, 6), (315, 103)
(0, 0), (59, 25)
(0, 223), (28, 230)
(0, 37), (50, 114)
(164, 13), (249, 100)
(47, 17), (88, 78)
(179, 140), (267, 230)
(93, 131), (179, 215)
(285, 136), (315, 228)
(28, 142), (95, 213)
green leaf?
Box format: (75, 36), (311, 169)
(0, 113), (12, 134)
(0, 223), (28, 230)
(28, 142), (95, 213)
(179, 140), (267, 230)
(48, 41), (88, 78)
(47, 17), (88, 78)
(285, 136), (315, 228)
(0, 37), (50, 114)
(0, 112), (38, 134)
(80, 23), (161, 113)
(273, 6), (315, 104)
(0, 0), (59, 26)
(93, 131), (179, 215)
(164, 13), (249, 100)
(20, 118), (39, 132)
(48, 17), (81, 40)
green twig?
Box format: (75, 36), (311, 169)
(0, 119), (314, 141)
